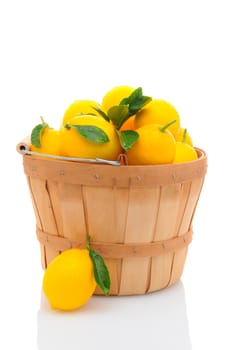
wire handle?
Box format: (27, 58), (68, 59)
(20, 149), (121, 166)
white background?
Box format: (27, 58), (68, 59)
(1, 0), (232, 349)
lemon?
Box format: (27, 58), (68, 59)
(30, 126), (61, 156)
(60, 115), (122, 160)
(126, 122), (176, 165)
(43, 249), (96, 311)
(62, 100), (104, 125)
(102, 85), (135, 112)
(120, 116), (135, 131)
(134, 99), (180, 136)
(173, 143), (198, 163)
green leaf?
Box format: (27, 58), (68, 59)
(30, 119), (47, 148)
(129, 96), (152, 114)
(120, 87), (152, 116)
(120, 87), (142, 105)
(89, 248), (111, 295)
(92, 106), (110, 122)
(71, 124), (109, 143)
(107, 105), (129, 129)
(117, 130), (139, 151)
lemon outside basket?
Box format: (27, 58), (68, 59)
(18, 142), (207, 296)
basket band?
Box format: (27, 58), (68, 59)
(36, 227), (192, 258)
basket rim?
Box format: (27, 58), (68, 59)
(22, 147), (207, 187)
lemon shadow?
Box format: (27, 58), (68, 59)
(37, 281), (192, 350)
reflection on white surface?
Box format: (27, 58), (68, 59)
(37, 281), (191, 350)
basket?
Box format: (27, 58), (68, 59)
(21, 147), (207, 296)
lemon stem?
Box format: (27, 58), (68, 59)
(65, 123), (72, 130)
(159, 119), (176, 133)
(182, 128), (187, 143)
(85, 235), (91, 251)
(40, 116), (46, 126)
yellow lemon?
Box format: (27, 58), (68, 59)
(126, 122), (176, 165)
(120, 116), (135, 131)
(134, 99), (180, 136)
(173, 143), (198, 163)
(62, 100), (104, 125)
(60, 115), (122, 160)
(43, 249), (96, 311)
(102, 85), (135, 112)
(30, 126), (61, 156)
(175, 127), (193, 146)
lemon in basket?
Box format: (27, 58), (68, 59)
(126, 120), (176, 165)
(173, 129), (198, 163)
(43, 249), (96, 311)
(30, 118), (61, 156)
(173, 142), (198, 163)
(62, 100), (104, 125)
(134, 99), (180, 136)
(60, 114), (122, 160)
(102, 85), (135, 112)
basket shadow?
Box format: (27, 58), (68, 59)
(37, 281), (192, 350)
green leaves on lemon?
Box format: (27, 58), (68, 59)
(92, 106), (110, 122)
(67, 124), (109, 143)
(93, 88), (151, 132)
(30, 117), (48, 148)
(91, 88), (151, 150)
(86, 236), (111, 296)
(120, 87), (152, 116)
(117, 130), (139, 151)
(89, 249), (111, 295)
(107, 105), (129, 129)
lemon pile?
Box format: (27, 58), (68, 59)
(30, 87), (199, 312)
(30, 86), (198, 165)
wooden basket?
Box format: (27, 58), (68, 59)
(22, 148), (207, 295)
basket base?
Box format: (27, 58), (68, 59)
(99, 238), (189, 296)
(93, 276), (183, 296)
